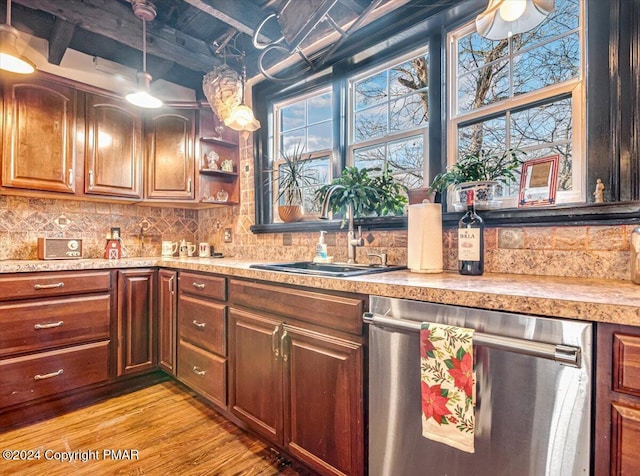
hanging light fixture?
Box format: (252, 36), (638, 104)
(202, 64), (242, 124)
(476, 0), (554, 40)
(0, 0), (35, 74)
(126, 0), (163, 109)
(225, 51), (260, 132)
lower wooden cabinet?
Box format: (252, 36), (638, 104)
(595, 323), (640, 475)
(177, 339), (226, 405)
(229, 279), (365, 476)
(158, 269), (177, 375)
(117, 269), (156, 376)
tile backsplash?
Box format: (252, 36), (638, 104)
(0, 132), (634, 280)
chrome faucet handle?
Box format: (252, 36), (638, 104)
(367, 252), (387, 267)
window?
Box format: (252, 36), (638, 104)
(348, 48), (429, 190)
(271, 88), (333, 216)
(448, 0), (583, 208)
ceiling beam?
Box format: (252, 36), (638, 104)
(47, 17), (76, 65)
(182, 0), (281, 43)
(12, 0), (219, 72)
(337, 0), (368, 14)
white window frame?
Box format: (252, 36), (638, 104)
(446, 1), (585, 209)
(347, 46), (430, 186)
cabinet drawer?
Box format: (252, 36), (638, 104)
(0, 271), (112, 302)
(178, 272), (226, 301)
(0, 341), (109, 408)
(178, 340), (226, 407)
(229, 279), (364, 335)
(614, 333), (640, 397)
(178, 295), (226, 356)
(0, 294), (111, 357)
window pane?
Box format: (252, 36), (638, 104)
(511, 98), (573, 150)
(457, 60), (509, 113)
(354, 103), (387, 142)
(389, 136), (424, 188)
(390, 56), (429, 98)
(514, 0), (580, 50)
(308, 122), (332, 151)
(301, 157), (330, 213)
(458, 33), (508, 76)
(308, 93), (332, 123)
(458, 116), (507, 158)
(354, 71), (387, 110)
(513, 34), (580, 96)
(281, 102), (305, 131)
(354, 145), (385, 170)
(281, 130), (305, 155)
(390, 94), (428, 132)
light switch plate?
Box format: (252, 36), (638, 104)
(223, 228), (232, 243)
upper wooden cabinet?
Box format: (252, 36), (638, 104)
(85, 94), (142, 198)
(145, 109), (196, 201)
(2, 77), (77, 193)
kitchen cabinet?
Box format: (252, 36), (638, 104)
(595, 323), (640, 475)
(0, 270), (112, 410)
(2, 76), (78, 194)
(229, 279), (365, 476)
(117, 269), (156, 376)
(197, 106), (240, 205)
(177, 271), (228, 408)
(145, 108), (196, 201)
(84, 93), (143, 198)
(158, 269), (177, 376)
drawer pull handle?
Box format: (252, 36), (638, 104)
(34, 282), (65, 290)
(34, 321), (64, 330)
(192, 320), (206, 328)
(34, 369), (64, 380)
(192, 282), (205, 289)
(192, 366), (206, 376)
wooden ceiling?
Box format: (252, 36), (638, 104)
(1, 0), (418, 98)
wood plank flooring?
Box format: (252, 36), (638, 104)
(0, 380), (315, 475)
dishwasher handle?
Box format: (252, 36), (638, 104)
(363, 312), (581, 368)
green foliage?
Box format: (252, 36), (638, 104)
(314, 165), (407, 226)
(269, 142), (316, 206)
(428, 149), (524, 193)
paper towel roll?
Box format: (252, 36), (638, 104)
(407, 202), (443, 273)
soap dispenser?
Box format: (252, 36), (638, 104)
(315, 231), (328, 262)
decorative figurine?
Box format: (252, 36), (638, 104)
(593, 178), (605, 203)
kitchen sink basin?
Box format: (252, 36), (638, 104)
(250, 261), (405, 277)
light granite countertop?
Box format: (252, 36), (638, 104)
(1, 257), (638, 326)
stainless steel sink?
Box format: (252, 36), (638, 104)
(249, 261), (405, 277)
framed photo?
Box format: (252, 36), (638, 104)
(518, 155), (560, 207)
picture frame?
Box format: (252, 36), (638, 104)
(518, 155), (560, 207)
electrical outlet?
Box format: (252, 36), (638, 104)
(223, 228), (232, 243)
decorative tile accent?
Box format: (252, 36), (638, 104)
(54, 215), (70, 229)
(498, 228), (524, 249)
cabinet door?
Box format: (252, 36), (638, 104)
(145, 110), (195, 200)
(117, 269), (156, 376)
(157, 269), (177, 375)
(85, 94), (142, 198)
(2, 79), (77, 193)
(283, 325), (364, 476)
(229, 308), (284, 444)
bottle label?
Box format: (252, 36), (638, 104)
(458, 228), (481, 261)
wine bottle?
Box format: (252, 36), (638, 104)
(458, 189), (484, 275)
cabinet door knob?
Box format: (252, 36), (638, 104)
(89, 170), (95, 189)
(192, 320), (206, 328)
(34, 282), (64, 290)
(272, 324), (281, 358)
(68, 169), (74, 188)
(192, 282), (205, 289)
(34, 369), (64, 380)
(34, 321), (64, 330)
(168, 275), (175, 295)
(281, 330), (289, 362)
(192, 366), (206, 376)
(187, 178), (192, 193)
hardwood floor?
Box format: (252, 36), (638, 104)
(0, 380), (315, 475)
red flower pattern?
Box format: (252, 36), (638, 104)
(420, 328), (435, 356)
(448, 351), (473, 396)
(421, 382), (452, 425)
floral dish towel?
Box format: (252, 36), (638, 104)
(420, 322), (475, 453)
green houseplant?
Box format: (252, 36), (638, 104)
(270, 142), (316, 222)
(428, 149), (524, 210)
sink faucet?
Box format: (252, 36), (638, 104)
(319, 185), (364, 264)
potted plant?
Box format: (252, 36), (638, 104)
(428, 149), (523, 210)
(314, 165), (407, 226)
(269, 142), (316, 222)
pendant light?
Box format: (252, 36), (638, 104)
(126, 1), (163, 109)
(225, 51), (260, 132)
(476, 0), (554, 40)
(0, 0), (35, 74)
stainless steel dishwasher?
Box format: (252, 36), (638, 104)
(365, 296), (592, 476)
